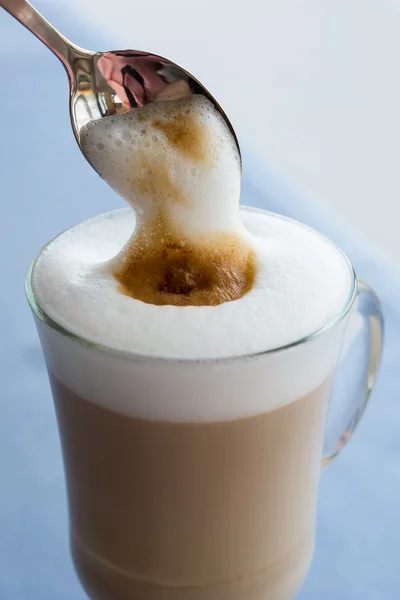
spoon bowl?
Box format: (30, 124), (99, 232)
(1, 0), (240, 159)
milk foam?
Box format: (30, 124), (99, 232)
(80, 95), (243, 238)
(32, 94), (353, 420)
(31, 207), (354, 421)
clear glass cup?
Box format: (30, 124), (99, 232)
(26, 207), (383, 600)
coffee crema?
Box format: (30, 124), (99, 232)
(113, 212), (256, 306)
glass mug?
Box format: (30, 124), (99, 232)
(26, 208), (383, 600)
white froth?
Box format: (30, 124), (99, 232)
(32, 207), (353, 420)
(31, 207), (353, 421)
(37, 205), (354, 337)
(32, 207), (352, 360)
(80, 95), (243, 237)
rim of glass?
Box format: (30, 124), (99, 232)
(26, 206), (357, 365)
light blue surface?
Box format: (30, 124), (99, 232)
(0, 4), (399, 599)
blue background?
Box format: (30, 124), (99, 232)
(0, 4), (399, 598)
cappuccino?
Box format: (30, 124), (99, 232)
(30, 87), (353, 600)
(31, 206), (352, 600)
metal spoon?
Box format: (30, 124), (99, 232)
(1, 0), (240, 160)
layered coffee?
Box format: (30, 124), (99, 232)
(30, 93), (353, 600)
(51, 374), (332, 600)
(31, 207), (352, 600)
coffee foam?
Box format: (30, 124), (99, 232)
(31, 207), (353, 421)
(80, 95), (243, 238)
(80, 95), (254, 306)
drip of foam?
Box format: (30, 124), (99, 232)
(80, 95), (254, 306)
(80, 95), (243, 238)
(31, 207), (353, 421)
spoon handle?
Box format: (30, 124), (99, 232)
(0, 0), (87, 82)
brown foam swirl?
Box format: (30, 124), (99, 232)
(112, 213), (256, 307)
(152, 112), (208, 163)
(133, 152), (187, 205)
(81, 94), (253, 306)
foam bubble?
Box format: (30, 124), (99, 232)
(31, 207), (353, 421)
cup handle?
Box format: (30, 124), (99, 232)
(322, 279), (384, 467)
